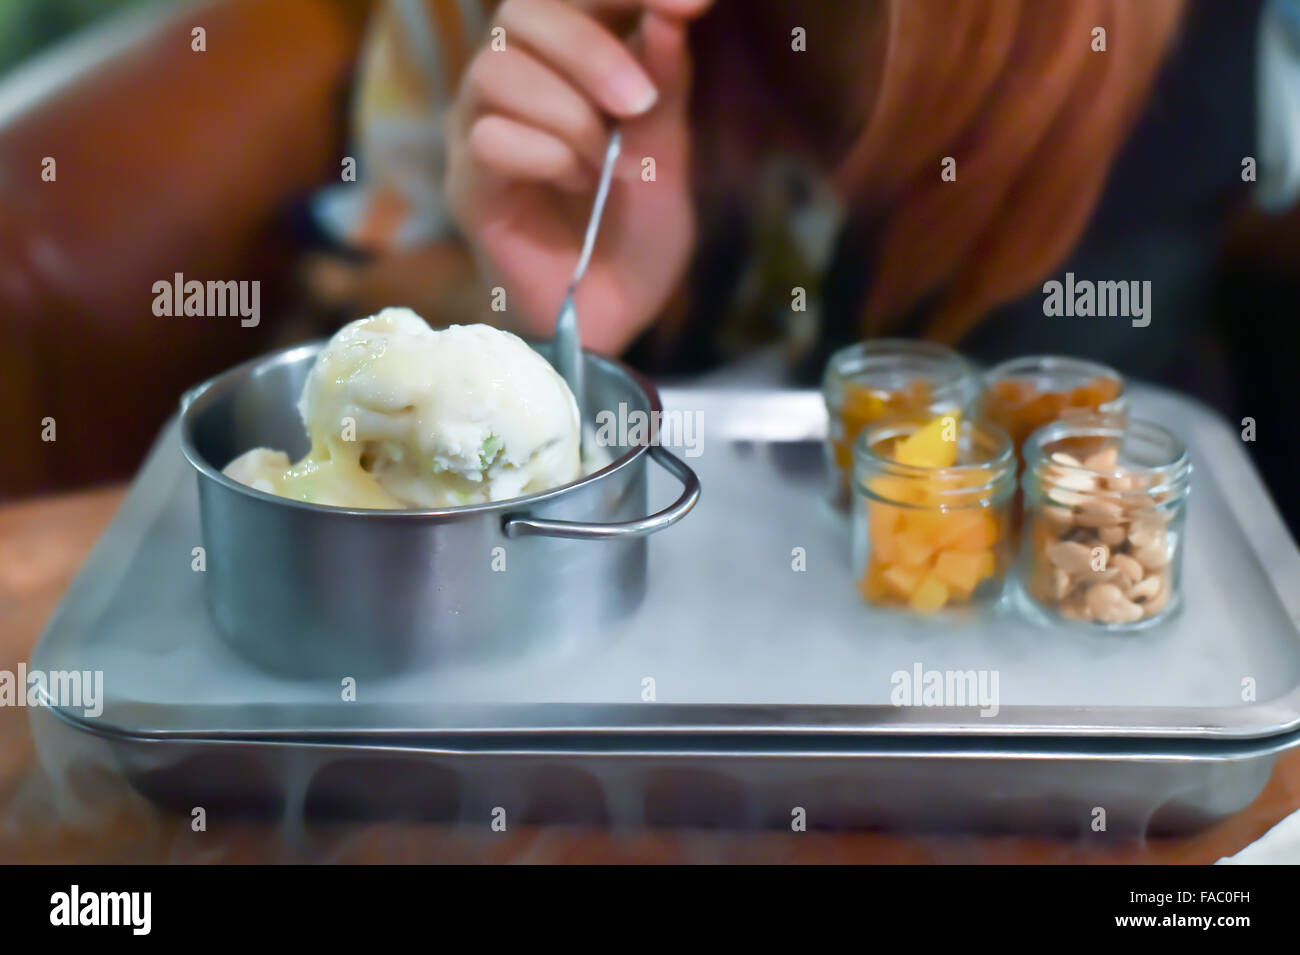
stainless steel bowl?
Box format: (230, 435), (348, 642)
(179, 341), (700, 678)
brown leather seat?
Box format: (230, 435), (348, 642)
(0, 0), (372, 497)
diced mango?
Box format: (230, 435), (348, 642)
(897, 508), (946, 539)
(908, 574), (950, 614)
(842, 387), (888, 425)
(856, 412), (1006, 613)
(894, 526), (939, 567)
(868, 474), (929, 507)
(935, 509), (999, 551)
(894, 413), (960, 469)
(868, 501), (902, 543)
(881, 563), (926, 600)
(857, 561), (888, 602)
(933, 548), (995, 597)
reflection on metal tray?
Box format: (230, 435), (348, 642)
(26, 383), (1300, 833)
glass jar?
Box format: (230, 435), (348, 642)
(852, 414), (1015, 615)
(1020, 414), (1190, 629)
(823, 340), (976, 507)
(979, 355), (1126, 460)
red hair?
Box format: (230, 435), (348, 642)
(691, 0), (1186, 343)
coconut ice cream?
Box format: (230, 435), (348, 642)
(223, 308), (581, 508)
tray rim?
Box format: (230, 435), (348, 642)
(35, 699), (1300, 765)
(29, 383), (1300, 744)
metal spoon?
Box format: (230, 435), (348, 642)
(553, 129), (622, 449)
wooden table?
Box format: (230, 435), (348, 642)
(2, 486), (1296, 863)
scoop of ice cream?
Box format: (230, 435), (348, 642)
(223, 308), (581, 508)
(222, 448), (291, 495)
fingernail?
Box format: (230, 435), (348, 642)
(609, 71), (658, 115)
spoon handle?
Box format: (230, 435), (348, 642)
(554, 129), (623, 443)
(570, 129), (622, 292)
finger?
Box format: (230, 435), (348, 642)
(495, 0), (658, 117)
(466, 114), (593, 192)
(635, 9), (691, 104)
(571, 0), (712, 41)
(570, 0), (712, 16)
(614, 11), (692, 181)
(456, 47), (610, 171)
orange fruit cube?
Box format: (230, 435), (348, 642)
(881, 563), (925, 600)
(894, 413), (961, 469)
(937, 509), (999, 551)
(908, 573), (950, 614)
(894, 525), (939, 567)
(933, 548), (996, 598)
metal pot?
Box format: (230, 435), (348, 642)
(179, 342), (699, 679)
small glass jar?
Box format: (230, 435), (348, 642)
(1020, 414), (1190, 630)
(980, 355), (1126, 460)
(852, 415), (1015, 615)
(823, 340), (976, 507)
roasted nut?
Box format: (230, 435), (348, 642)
(1126, 574), (1160, 603)
(1140, 572), (1171, 615)
(1098, 524), (1127, 547)
(1116, 471), (1156, 492)
(1133, 539), (1170, 571)
(1059, 594), (1093, 623)
(1127, 517), (1164, 550)
(1109, 553), (1145, 589)
(1076, 497), (1124, 527)
(1085, 582), (1144, 624)
(1082, 447), (1118, 472)
(1030, 442), (1179, 627)
(1053, 468), (1098, 492)
(1051, 567), (1073, 600)
(1046, 540), (1093, 574)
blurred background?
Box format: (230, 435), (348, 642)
(0, 1), (147, 74)
(0, 0), (1295, 532)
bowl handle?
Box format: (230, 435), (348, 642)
(503, 445), (700, 540)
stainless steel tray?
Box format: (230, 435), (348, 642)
(29, 704), (1300, 834)
(31, 385), (1300, 738)
(26, 384), (1300, 832)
